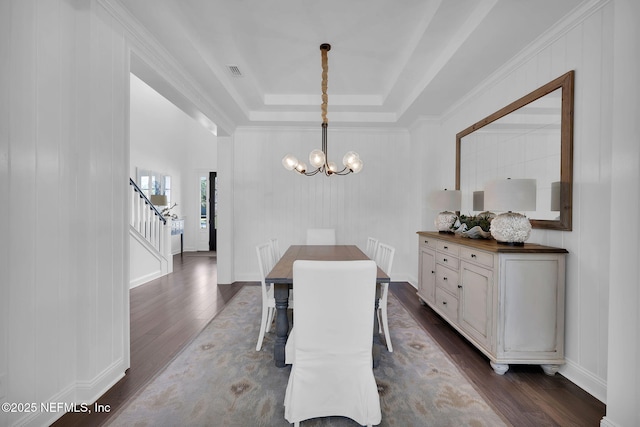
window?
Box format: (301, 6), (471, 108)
(137, 168), (171, 204)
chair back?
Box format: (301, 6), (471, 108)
(269, 238), (281, 262)
(284, 260), (381, 425)
(375, 242), (395, 277)
(256, 242), (274, 299)
(306, 228), (336, 245)
(292, 260), (376, 351)
(365, 237), (379, 259)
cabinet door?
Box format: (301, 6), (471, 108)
(418, 246), (436, 304)
(459, 261), (493, 350)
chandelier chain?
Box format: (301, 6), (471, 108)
(321, 46), (329, 125)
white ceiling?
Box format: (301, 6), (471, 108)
(118, 0), (586, 132)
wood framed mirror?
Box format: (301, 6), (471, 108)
(456, 70), (574, 231)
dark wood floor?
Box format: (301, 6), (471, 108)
(54, 253), (605, 427)
(52, 252), (244, 427)
(391, 283), (606, 427)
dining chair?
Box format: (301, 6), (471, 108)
(305, 228), (336, 245)
(269, 237), (281, 262)
(375, 242), (395, 352)
(284, 260), (381, 427)
(255, 242), (292, 351)
(365, 237), (379, 260)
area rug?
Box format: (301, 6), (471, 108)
(107, 286), (508, 427)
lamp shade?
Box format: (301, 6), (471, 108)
(429, 189), (461, 211)
(473, 191), (484, 211)
(150, 194), (168, 206)
(484, 178), (536, 212)
(550, 181), (561, 211)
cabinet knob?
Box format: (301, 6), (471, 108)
(431, 270), (435, 274)
(443, 258), (448, 262)
(444, 246), (448, 249)
(471, 254), (477, 258)
(458, 285), (462, 289)
(443, 277), (448, 281)
(442, 301), (447, 305)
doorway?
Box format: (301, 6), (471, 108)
(199, 172), (216, 252)
(209, 171), (217, 251)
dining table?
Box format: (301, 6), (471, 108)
(265, 244), (390, 368)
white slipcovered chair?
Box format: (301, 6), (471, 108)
(255, 241), (292, 351)
(375, 242), (395, 352)
(305, 228), (336, 245)
(284, 260), (381, 426)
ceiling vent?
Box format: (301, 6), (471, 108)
(226, 65), (243, 77)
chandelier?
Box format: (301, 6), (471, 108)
(282, 43), (363, 176)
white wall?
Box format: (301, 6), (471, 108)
(130, 73), (217, 254)
(1, 1), (129, 425)
(227, 127), (414, 283)
(604, 0), (640, 425)
(414, 0), (618, 405)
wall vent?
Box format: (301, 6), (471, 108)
(226, 65), (243, 77)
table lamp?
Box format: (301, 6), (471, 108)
(473, 191), (484, 211)
(550, 181), (561, 211)
(484, 178), (536, 245)
(473, 190), (497, 220)
(150, 194), (168, 207)
(430, 189), (461, 233)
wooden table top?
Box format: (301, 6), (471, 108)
(265, 245), (390, 283)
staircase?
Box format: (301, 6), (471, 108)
(129, 178), (173, 288)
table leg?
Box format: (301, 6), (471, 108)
(273, 283), (290, 367)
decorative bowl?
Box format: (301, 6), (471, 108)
(455, 224), (492, 239)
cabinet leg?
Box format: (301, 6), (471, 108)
(541, 364), (560, 376)
(490, 361), (509, 375)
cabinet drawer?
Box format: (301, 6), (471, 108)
(436, 265), (459, 296)
(419, 236), (436, 249)
(436, 240), (460, 256)
(435, 287), (459, 320)
(460, 247), (494, 268)
(436, 252), (459, 269)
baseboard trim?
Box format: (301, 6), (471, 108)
(16, 359), (126, 427)
(559, 358), (607, 403)
(600, 416), (620, 427)
(130, 269), (163, 289)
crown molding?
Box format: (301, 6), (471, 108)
(97, 0), (239, 135)
(441, 0), (610, 121)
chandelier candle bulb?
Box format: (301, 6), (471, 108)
(309, 150), (325, 168)
(343, 151), (359, 167)
(350, 157), (363, 173)
(295, 162), (307, 173)
(282, 154), (299, 171)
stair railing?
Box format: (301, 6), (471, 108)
(129, 178), (168, 253)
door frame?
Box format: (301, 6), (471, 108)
(209, 171), (217, 251)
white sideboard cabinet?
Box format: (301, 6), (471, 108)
(417, 231), (567, 375)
